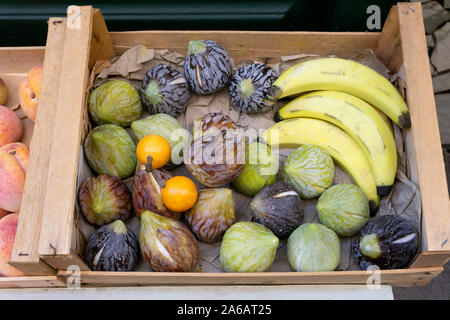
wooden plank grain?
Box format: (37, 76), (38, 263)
(10, 18), (67, 276)
(0, 47), (46, 74)
(375, 5), (403, 73)
(39, 6), (95, 258)
(394, 2), (450, 262)
(57, 267), (442, 287)
(89, 9), (115, 69)
(110, 30), (381, 64)
(0, 276), (65, 289)
(43, 253), (89, 272)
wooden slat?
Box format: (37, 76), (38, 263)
(89, 9), (115, 69)
(411, 251), (450, 268)
(0, 47), (46, 74)
(39, 6), (95, 258)
(56, 267), (442, 287)
(393, 3), (450, 266)
(110, 30), (381, 64)
(374, 6), (403, 73)
(0, 276), (65, 288)
(43, 253), (89, 272)
(10, 18), (67, 276)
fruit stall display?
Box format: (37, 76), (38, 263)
(71, 43), (421, 276)
(4, 3), (450, 287)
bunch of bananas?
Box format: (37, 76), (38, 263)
(264, 57), (410, 212)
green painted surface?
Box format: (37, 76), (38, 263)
(0, 0), (397, 46)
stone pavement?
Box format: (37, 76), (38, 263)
(420, 0), (450, 145)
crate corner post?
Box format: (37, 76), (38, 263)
(38, 6), (115, 272)
(38, 6), (94, 272)
(398, 2), (450, 268)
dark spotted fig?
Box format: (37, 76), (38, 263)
(184, 40), (232, 94)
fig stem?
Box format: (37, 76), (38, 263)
(144, 155), (154, 172)
(145, 155), (166, 188)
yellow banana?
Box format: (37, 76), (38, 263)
(270, 58), (410, 128)
(275, 90), (397, 196)
(263, 118), (380, 213)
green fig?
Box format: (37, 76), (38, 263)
(88, 79), (143, 127)
(287, 223), (340, 272)
(232, 142), (278, 196)
(317, 184), (370, 237)
(220, 222), (279, 272)
(283, 144), (334, 199)
(131, 114), (190, 166)
(83, 124), (137, 179)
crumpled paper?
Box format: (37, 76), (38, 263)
(75, 45), (421, 272)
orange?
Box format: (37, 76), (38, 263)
(162, 176), (198, 212)
(136, 134), (171, 169)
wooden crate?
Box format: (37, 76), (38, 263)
(25, 3), (450, 287)
(0, 20), (67, 288)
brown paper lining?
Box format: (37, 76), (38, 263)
(75, 45), (420, 272)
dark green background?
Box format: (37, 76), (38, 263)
(0, 0), (398, 46)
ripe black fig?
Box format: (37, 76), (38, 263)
(229, 63), (277, 113)
(184, 40), (232, 94)
(352, 215), (419, 270)
(250, 182), (304, 239)
(141, 64), (190, 117)
(85, 220), (139, 271)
